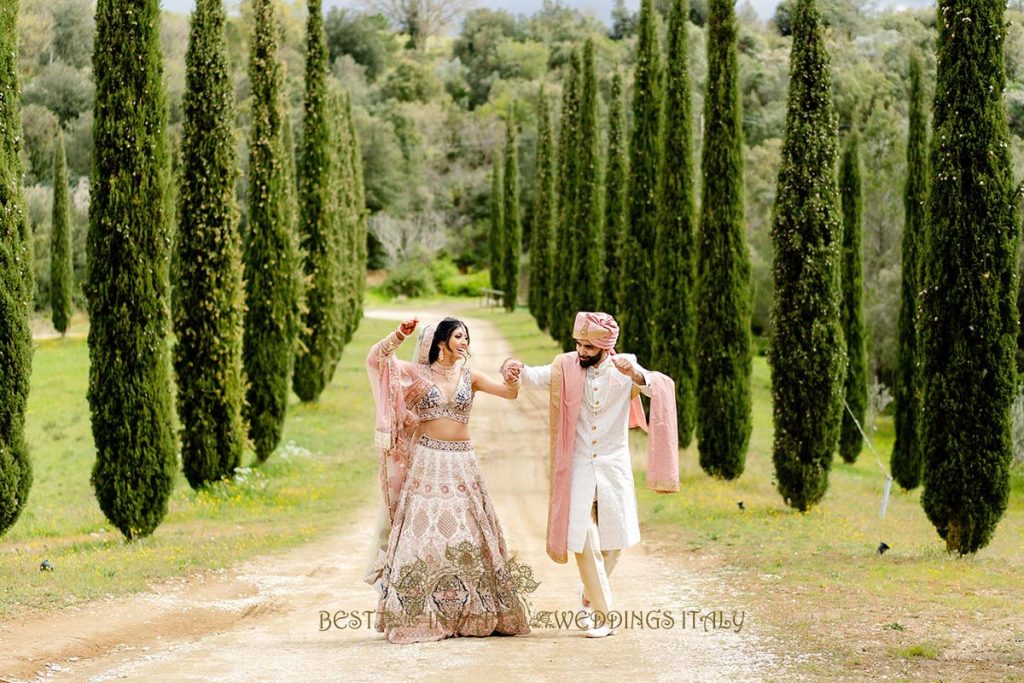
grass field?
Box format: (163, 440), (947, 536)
(0, 316), (402, 616)
(473, 302), (1024, 679)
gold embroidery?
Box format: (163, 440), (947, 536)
(549, 357), (563, 481)
(647, 478), (680, 493)
(378, 541), (539, 630)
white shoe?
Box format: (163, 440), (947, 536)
(584, 625), (617, 638)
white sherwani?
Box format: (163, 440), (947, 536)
(521, 354), (653, 554)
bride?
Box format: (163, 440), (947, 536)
(364, 316), (532, 643)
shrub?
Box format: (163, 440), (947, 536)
(427, 259), (492, 297)
(384, 261), (435, 298)
(430, 258), (459, 288)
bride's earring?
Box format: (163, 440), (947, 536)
(439, 347), (447, 362)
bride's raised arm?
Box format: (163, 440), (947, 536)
(470, 366), (519, 400)
(366, 318), (418, 370)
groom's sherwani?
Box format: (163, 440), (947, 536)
(520, 353), (652, 556)
(519, 345), (679, 622)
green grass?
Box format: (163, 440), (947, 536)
(0, 316), (402, 616)
(896, 642), (941, 660)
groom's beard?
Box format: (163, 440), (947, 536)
(578, 350), (606, 368)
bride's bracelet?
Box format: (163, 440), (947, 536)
(377, 328), (407, 357)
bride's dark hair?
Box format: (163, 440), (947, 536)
(429, 318), (471, 364)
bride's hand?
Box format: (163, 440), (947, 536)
(500, 359), (523, 384)
(399, 318), (418, 337)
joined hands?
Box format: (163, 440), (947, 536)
(501, 359), (524, 386)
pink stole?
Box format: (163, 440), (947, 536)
(366, 334), (429, 524)
(547, 354), (582, 564)
(629, 373), (681, 493)
(546, 353), (679, 564)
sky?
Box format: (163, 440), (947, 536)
(160, 0), (936, 24)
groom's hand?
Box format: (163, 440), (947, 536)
(501, 359), (523, 385)
(612, 356), (643, 384)
(399, 318), (418, 337)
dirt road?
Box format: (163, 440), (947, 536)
(1, 310), (786, 682)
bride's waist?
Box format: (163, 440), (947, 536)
(418, 419), (471, 441)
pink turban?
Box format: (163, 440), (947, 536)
(573, 312), (619, 351)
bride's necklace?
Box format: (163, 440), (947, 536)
(430, 361), (458, 381)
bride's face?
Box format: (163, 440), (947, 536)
(445, 326), (470, 359)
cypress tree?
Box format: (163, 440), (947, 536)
(173, 0), (245, 489)
(1017, 232), (1024, 374)
(19, 213), (31, 302)
(243, 0), (299, 462)
(920, 0), (1018, 555)
(529, 88), (554, 331)
(334, 94), (356, 344)
(502, 115), (522, 312)
(282, 110), (304, 332)
(622, 0), (663, 363)
(51, 132), (73, 336)
(552, 51), (581, 347)
(0, 1), (33, 536)
(838, 129), (866, 464)
(282, 111), (298, 217)
(87, 0), (177, 539)
(1018, 240), (1024, 375)
(294, 0), (343, 402)
(769, 0), (845, 512)
(605, 72), (628, 317)
(339, 95), (364, 344)
(654, 0), (697, 446)
(696, 0), (752, 479)
(346, 96), (367, 330)
(571, 39), (604, 317)
(892, 53), (928, 490)
(489, 151), (504, 292)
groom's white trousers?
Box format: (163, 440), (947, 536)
(575, 498), (621, 620)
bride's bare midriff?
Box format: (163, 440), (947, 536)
(418, 417), (472, 442)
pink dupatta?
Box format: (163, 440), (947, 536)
(366, 329), (430, 523)
(546, 353), (679, 563)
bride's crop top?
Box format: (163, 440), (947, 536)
(414, 365), (474, 423)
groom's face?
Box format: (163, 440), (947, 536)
(575, 340), (605, 368)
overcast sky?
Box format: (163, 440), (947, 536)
(160, 0), (937, 23)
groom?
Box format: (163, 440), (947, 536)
(502, 312), (679, 638)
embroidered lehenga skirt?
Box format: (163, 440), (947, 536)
(370, 435), (532, 643)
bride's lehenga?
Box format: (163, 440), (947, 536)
(365, 329), (531, 643)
